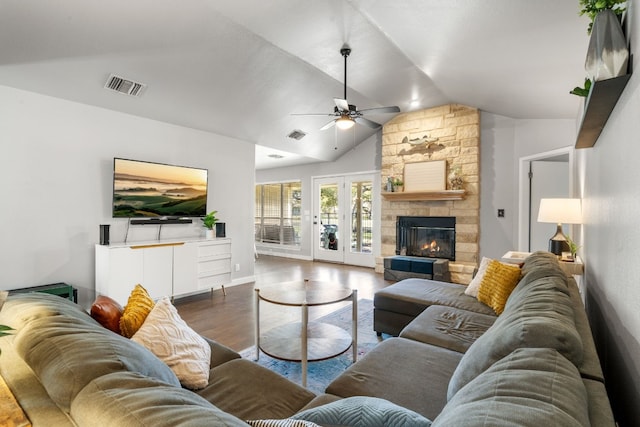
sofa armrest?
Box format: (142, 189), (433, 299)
(202, 337), (241, 368)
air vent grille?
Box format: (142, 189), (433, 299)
(104, 74), (146, 97)
(287, 129), (307, 140)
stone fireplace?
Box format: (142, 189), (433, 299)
(377, 104), (480, 284)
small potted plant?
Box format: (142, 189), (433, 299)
(566, 235), (581, 261)
(393, 178), (404, 192)
(201, 210), (218, 239)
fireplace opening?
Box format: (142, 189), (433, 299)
(396, 216), (456, 261)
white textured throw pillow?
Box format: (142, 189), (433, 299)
(465, 257), (492, 297)
(132, 296), (211, 389)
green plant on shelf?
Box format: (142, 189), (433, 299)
(579, 0), (626, 34)
(570, 78), (592, 97)
(566, 235), (581, 258)
(201, 210), (218, 230)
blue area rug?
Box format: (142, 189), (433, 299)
(240, 299), (383, 394)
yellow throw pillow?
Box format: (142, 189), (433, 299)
(120, 284), (154, 338)
(477, 260), (521, 315)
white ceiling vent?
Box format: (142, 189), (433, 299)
(287, 129), (307, 140)
(104, 74), (146, 97)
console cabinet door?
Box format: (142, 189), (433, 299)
(95, 246), (143, 306)
(140, 245), (173, 300)
(172, 242), (198, 297)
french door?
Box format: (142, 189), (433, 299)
(313, 174), (376, 267)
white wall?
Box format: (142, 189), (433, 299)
(479, 113), (576, 259)
(480, 112), (517, 259)
(255, 132), (380, 259)
(0, 86), (256, 307)
(576, 1), (640, 422)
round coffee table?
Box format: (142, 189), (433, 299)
(254, 279), (357, 387)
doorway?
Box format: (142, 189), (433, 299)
(517, 147), (574, 252)
(312, 173), (377, 267)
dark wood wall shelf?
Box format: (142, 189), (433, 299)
(382, 190), (465, 201)
(576, 73), (631, 149)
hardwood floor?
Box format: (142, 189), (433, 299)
(174, 255), (390, 352)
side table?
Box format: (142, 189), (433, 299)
(254, 279), (357, 387)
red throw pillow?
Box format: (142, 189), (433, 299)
(90, 295), (124, 334)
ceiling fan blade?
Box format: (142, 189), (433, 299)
(334, 98), (350, 112)
(320, 119), (337, 131)
(354, 117), (381, 129)
(291, 112), (336, 116)
(358, 106), (401, 114)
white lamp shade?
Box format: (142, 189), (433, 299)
(537, 198), (582, 224)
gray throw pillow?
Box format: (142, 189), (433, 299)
(447, 274), (583, 399)
(292, 396), (432, 427)
(434, 348), (590, 427)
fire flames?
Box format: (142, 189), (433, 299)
(421, 240), (440, 253)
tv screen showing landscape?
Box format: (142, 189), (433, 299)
(113, 158), (207, 218)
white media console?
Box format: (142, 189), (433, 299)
(95, 238), (231, 306)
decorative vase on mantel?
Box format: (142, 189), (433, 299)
(585, 9), (629, 82)
(448, 167), (463, 190)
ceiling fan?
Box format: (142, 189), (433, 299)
(293, 45), (400, 131)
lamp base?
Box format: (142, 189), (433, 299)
(548, 224), (570, 256)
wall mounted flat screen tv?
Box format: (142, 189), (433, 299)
(113, 158), (208, 218)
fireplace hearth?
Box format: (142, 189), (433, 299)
(396, 216), (456, 261)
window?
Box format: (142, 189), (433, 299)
(255, 182), (302, 246)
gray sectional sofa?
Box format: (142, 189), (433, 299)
(326, 251), (616, 426)
(0, 251), (615, 426)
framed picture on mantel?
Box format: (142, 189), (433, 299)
(403, 160), (446, 192)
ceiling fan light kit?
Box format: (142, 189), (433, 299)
(293, 45), (400, 131)
(336, 115), (355, 129)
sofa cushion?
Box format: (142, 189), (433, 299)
(476, 260), (522, 314)
(90, 295), (123, 334)
(519, 250), (566, 277)
(131, 297), (211, 389)
(447, 273), (583, 399)
(374, 279), (496, 317)
(326, 337), (461, 420)
(120, 284), (155, 338)
(247, 421), (319, 427)
(434, 348), (590, 427)
(198, 358), (316, 421)
(399, 305), (496, 353)
(71, 371), (249, 427)
(292, 396), (432, 427)
(0, 292), (97, 330)
(9, 294), (180, 412)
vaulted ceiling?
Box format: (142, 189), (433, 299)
(0, 1), (589, 169)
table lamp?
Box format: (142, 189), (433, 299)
(537, 198), (582, 256)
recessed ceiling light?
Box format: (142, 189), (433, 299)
(268, 154), (285, 159)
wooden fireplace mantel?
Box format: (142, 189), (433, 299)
(381, 190), (465, 201)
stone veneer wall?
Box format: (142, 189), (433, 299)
(377, 104), (479, 284)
